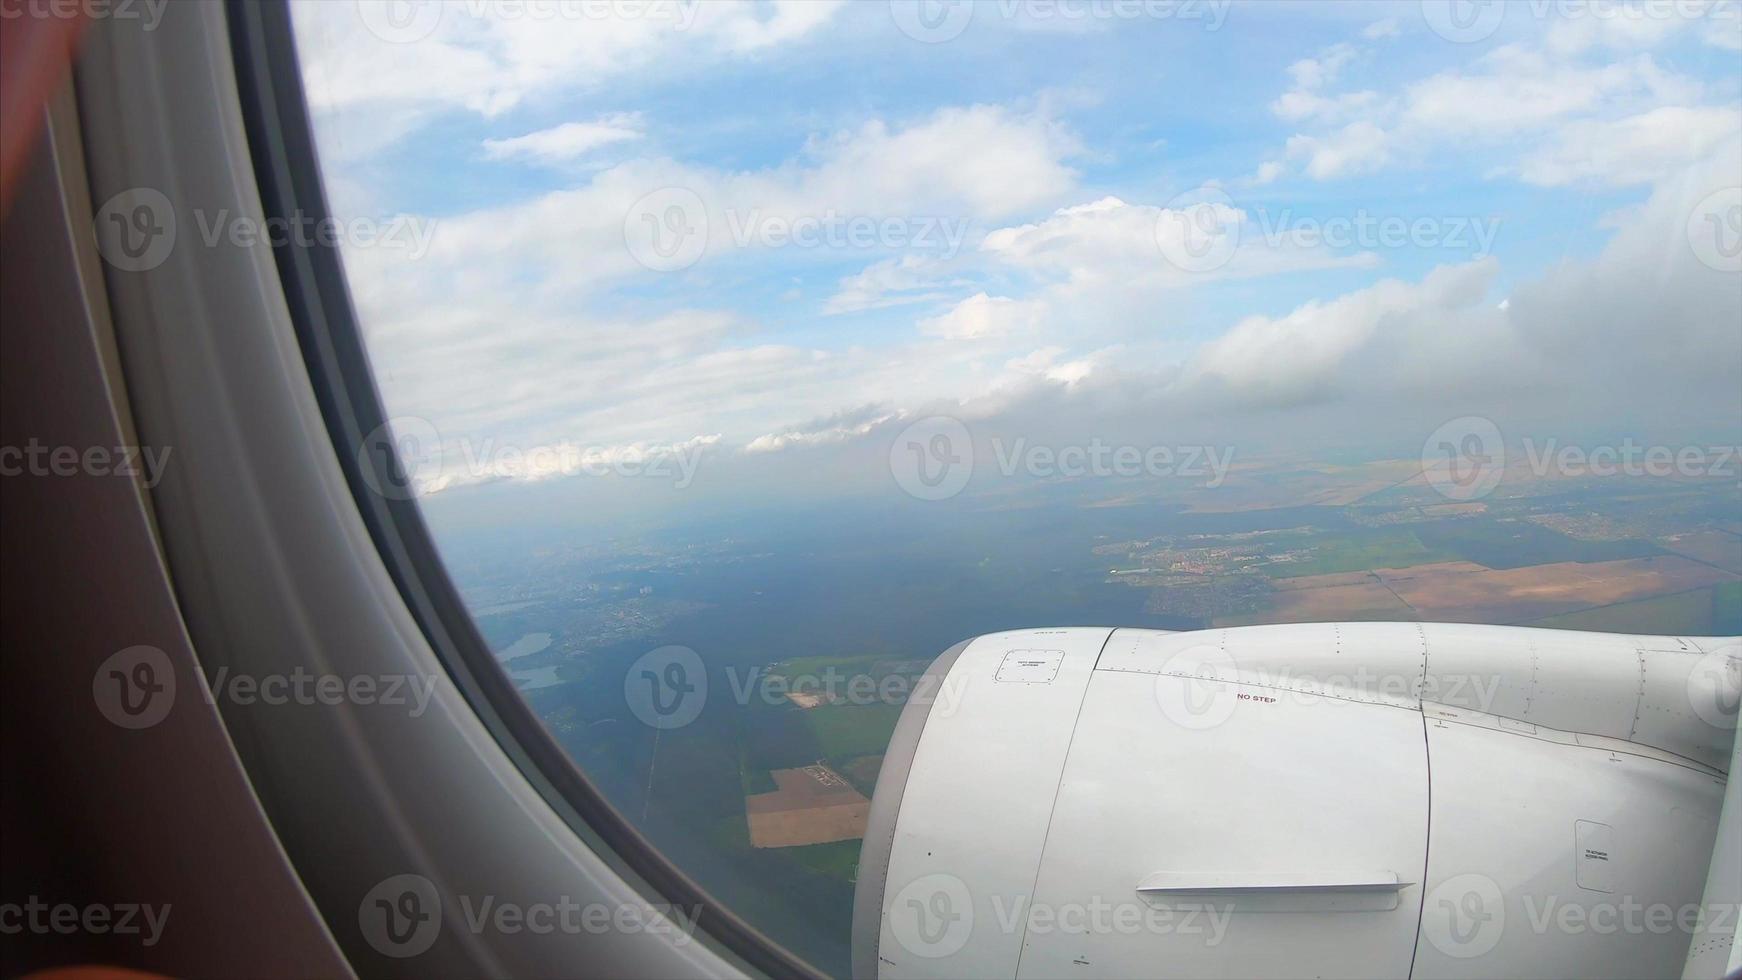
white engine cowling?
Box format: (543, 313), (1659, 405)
(853, 624), (1740, 979)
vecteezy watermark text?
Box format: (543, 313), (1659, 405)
(356, 0), (705, 44)
(889, 0), (1232, 44)
(357, 873), (700, 958)
(92, 187), (436, 273)
(887, 872), (1233, 960)
(623, 187), (975, 273)
(0, 440), (172, 488)
(359, 416), (711, 500)
(91, 645), (443, 729)
(0, 897), (171, 947)
(724, 210), (972, 258)
(1154, 189), (1503, 274)
(887, 415), (1235, 502)
(202, 666), (440, 719)
(1421, 416), (1740, 502)
(0, 0), (168, 29)
(1422, 0), (1738, 44)
(992, 437), (1234, 485)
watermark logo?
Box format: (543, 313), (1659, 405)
(1687, 642), (1740, 731)
(0, 897), (171, 947)
(1252, 207), (1501, 256)
(93, 187), (176, 273)
(890, 0), (1230, 39)
(890, 415), (974, 501)
(1421, 0), (1506, 42)
(1687, 186), (1742, 274)
(1422, 416), (1505, 501)
(0, 0), (170, 30)
(0, 440), (172, 487)
(889, 873), (974, 959)
(625, 187), (708, 272)
(457, 895), (700, 942)
(359, 416), (443, 501)
(992, 438), (1233, 485)
(356, 0), (445, 43)
(92, 645), (175, 730)
(358, 0), (704, 40)
(723, 210), (971, 258)
(722, 663), (967, 713)
(359, 873), (442, 958)
(889, 0), (975, 42)
(1422, 873), (1505, 958)
(625, 645), (707, 729)
(1519, 438), (1738, 481)
(94, 644), (440, 728)
(201, 667), (441, 719)
(358, 416), (708, 498)
(93, 188), (436, 271)
(1151, 644), (1239, 729)
(1156, 188), (1239, 273)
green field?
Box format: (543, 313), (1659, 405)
(1528, 584), (1741, 635)
(804, 701), (906, 760)
(1411, 516), (1662, 569)
(1265, 528), (1459, 579)
(780, 839), (863, 880)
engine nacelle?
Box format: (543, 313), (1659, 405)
(853, 624), (1740, 979)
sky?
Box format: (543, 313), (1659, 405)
(289, 0), (1742, 514)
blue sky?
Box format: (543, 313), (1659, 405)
(292, 0), (1742, 499)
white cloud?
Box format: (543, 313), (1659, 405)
(482, 115), (644, 164)
(1249, 160), (1286, 185)
(798, 105), (1080, 220)
(1001, 346), (1105, 386)
(1261, 22), (1721, 185)
(329, 103), (1088, 480)
(1512, 104), (1742, 186)
(1184, 260), (1501, 405)
(720, 0), (846, 51)
(1544, 1), (1735, 55)
(1705, 6), (1742, 49)
(1400, 47), (1698, 138)
(1271, 88), (1378, 125)
(1285, 120), (1391, 178)
(305, 9), (1742, 497)
(1286, 43), (1357, 91)
(823, 256), (964, 314)
(744, 404), (894, 454)
(981, 195), (1367, 288)
(293, 1), (845, 154)
(354, 103), (1081, 319)
(1180, 143), (1742, 409)
(1272, 43), (1377, 124)
(919, 293), (1046, 340)
(1362, 18), (1399, 40)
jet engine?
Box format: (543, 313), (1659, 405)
(853, 624), (1740, 979)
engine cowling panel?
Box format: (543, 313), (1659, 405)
(854, 624), (1738, 979)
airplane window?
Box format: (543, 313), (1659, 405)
(288, 2), (1740, 975)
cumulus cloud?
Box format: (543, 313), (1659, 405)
(1261, 12), (1731, 186)
(744, 404), (895, 454)
(1512, 104), (1742, 186)
(1183, 259), (1502, 406)
(1182, 142), (1742, 411)
(823, 256), (966, 315)
(481, 115), (644, 164)
(292, 0), (845, 155)
(981, 195), (1373, 287)
(919, 293), (1046, 340)
(1285, 120), (1392, 179)
(352, 103), (1082, 320)
(303, 7), (1740, 501)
